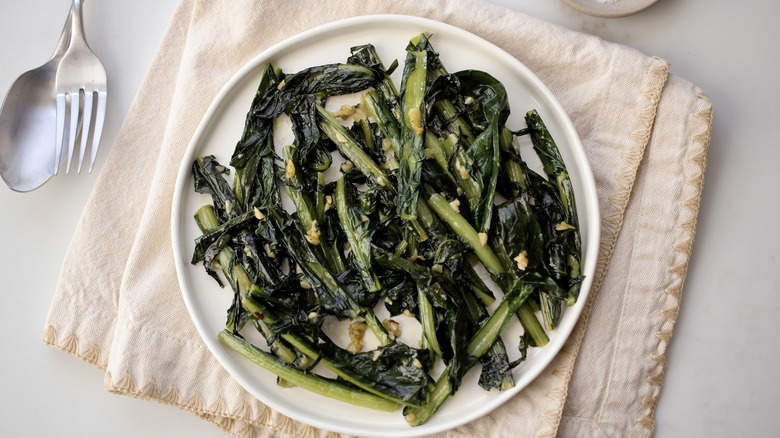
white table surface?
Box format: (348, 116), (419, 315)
(1, 1), (777, 437)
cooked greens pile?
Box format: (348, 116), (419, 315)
(191, 34), (584, 425)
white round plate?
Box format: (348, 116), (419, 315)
(172, 14), (600, 437)
(561, 0), (659, 18)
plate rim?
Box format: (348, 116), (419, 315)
(171, 13), (601, 437)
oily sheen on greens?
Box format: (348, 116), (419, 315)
(190, 34), (584, 426)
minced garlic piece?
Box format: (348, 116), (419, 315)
(334, 104), (356, 119)
(253, 206), (265, 220)
(382, 319), (402, 340)
(305, 220), (321, 245)
(382, 138), (393, 152)
(431, 264), (443, 274)
(513, 251), (529, 271)
(324, 195), (333, 212)
(285, 159), (295, 179)
(353, 103), (369, 122)
(276, 79), (286, 90)
(372, 350), (382, 361)
(408, 107), (423, 135)
(412, 358), (423, 369)
(464, 96), (475, 105)
(556, 221), (576, 231)
(341, 161), (354, 173)
(307, 311), (318, 320)
(449, 198), (461, 213)
(347, 320), (367, 354)
(300, 280), (312, 290)
(478, 232), (488, 247)
(408, 250), (425, 262)
(456, 160), (470, 180)
(335, 131), (348, 144)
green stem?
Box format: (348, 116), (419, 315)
(417, 287), (443, 357)
(283, 145), (348, 276)
(440, 133), (481, 208)
(539, 293), (554, 331)
(317, 103), (391, 189)
(404, 364), (453, 426)
(468, 284), (534, 357)
(517, 303), (549, 347)
(334, 176), (381, 292)
(359, 117), (398, 171)
(362, 309), (391, 347)
(397, 40), (428, 221)
(219, 330), (398, 412)
(424, 131), (457, 186)
(253, 319), (299, 366)
(314, 171), (326, 222)
(282, 145), (316, 230)
(434, 100), (476, 145)
(426, 193), (504, 274)
(415, 197), (435, 229)
(361, 90), (401, 156)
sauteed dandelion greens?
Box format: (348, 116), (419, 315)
(190, 34), (584, 425)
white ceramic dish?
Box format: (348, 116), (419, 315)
(561, 0), (659, 18)
(171, 14), (600, 437)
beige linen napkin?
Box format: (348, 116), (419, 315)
(42, 1), (712, 437)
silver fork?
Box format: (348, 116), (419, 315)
(55, 0), (107, 174)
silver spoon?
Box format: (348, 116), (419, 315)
(0, 8), (72, 192)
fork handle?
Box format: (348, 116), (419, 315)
(70, 0), (89, 49)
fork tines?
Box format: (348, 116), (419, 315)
(55, 87), (106, 175)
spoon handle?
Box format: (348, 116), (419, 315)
(50, 5), (73, 61)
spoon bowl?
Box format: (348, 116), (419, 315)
(0, 10), (71, 192)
